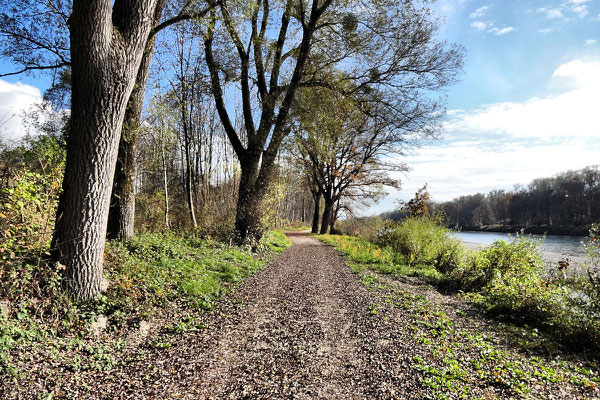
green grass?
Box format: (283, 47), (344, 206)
(0, 230), (291, 378)
(318, 226), (600, 397)
(317, 234), (445, 282)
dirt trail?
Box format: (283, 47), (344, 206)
(183, 231), (417, 399)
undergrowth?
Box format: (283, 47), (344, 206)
(0, 230), (290, 379)
(318, 217), (600, 354)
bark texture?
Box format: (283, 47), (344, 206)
(311, 191), (321, 234)
(52, 0), (159, 299)
(107, 2), (165, 242)
(320, 200), (332, 235)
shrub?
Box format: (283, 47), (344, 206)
(335, 216), (386, 243)
(456, 235), (545, 291)
(584, 224), (600, 313)
(377, 216), (462, 273)
(456, 235), (573, 332)
(0, 135), (65, 267)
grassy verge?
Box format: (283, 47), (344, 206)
(0, 230), (290, 381)
(318, 234), (446, 282)
(317, 232), (600, 398)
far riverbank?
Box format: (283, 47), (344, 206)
(458, 224), (589, 236)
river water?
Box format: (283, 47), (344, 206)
(455, 231), (588, 258)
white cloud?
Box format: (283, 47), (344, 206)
(365, 60), (600, 208)
(585, 39), (597, 45)
(489, 26), (516, 35)
(568, 0), (591, 4)
(537, 7), (565, 19)
(572, 5), (588, 17)
(446, 60), (600, 139)
(469, 5), (492, 19)
(0, 80), (44, 141)
(470, 21), (488, 30)
(384, 139), (600, 205)
(539, 28), (555, 33)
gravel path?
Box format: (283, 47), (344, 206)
(183, 231), (419, 399)
(5, 233), (419, 399)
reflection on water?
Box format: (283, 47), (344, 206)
(455, 231), (588, 258)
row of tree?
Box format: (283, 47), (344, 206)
(0, 0), (463, 298)
(433, 166), (600, 230)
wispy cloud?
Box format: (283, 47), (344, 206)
(469, 5), (492, 19)
(379, 60), (600, 205)
(539, 28), (555, 33)
(489, 26), (516, 35)
(537, 7), (565, 20)
(388, 138), (600, 204)
(447, 62), (600, 139)
(585, 39), (597, 45)
(470, 21), (488, 30)
(572, 5), (589, 17)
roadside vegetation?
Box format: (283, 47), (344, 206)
(1, 229), (289, 379)
(323, 215), (600, 351)
(0, 134), (291, 382)
(319, 215), (600, 397)
(319, 187), (600, 397)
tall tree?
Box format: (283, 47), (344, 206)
(50, 0), (162, 299)
(202, 0), (463, 243)
(291, 87), (402, 234)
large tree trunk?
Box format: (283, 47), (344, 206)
(320, 200), (333, 235)
(51, 0), (159, 300)
(330, 198), (340, 234)
(311, 191), (321, 234)
(235, 156), (263, 243)
(107, 3), (164, 242)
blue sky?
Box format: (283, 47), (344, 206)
(1, 0), (599, 215)
(376, 0), (600, 214)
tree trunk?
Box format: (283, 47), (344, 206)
(235, 157), (263, 243)
(320, 200), (333, 235)
(51, 0), (159, 300)
(182, 94), (198, 229)
(161, 133), (170, 229)
(311, 191), (321, 234)
(106, 30), (159, 241)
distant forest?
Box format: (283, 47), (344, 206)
(432, 166), (600, 232)
(381, 166), (600, 233)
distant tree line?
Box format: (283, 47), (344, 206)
(430, 166), (600, 232)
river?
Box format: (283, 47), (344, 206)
(455, 231), (588, 258)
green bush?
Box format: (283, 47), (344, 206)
(377, 216), (462, 273)
(336, 216), (387, 243)
(455, 236), (560, 319)
(0, 135), (65, 266)
(456, 235), (544, 290)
